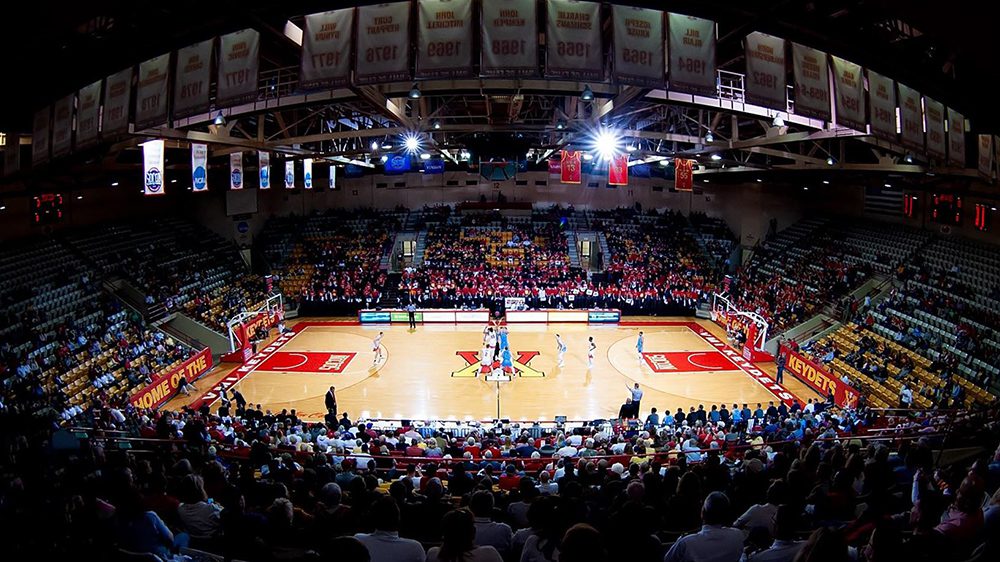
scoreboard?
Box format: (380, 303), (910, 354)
(33, 193), (64, 225)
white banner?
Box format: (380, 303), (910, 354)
(867, 70), (896, 142)
(898, 83), (924, 152)
(481, 0), (538, 77)
(103, 67), (132, 136)
(329, 163), (337, 189)
(191, 143), (208, 192)
(284, 160), (295, 188)
(301, 9), (354, 90)
(75, 80), (102, 148)
(135, 53), (170, 130)
(142, 139), (166, 196)
(791, 43), (830, 121)
(744, 32), (786, 110)
(303, 158), (313, 189)
(356, 3), (412, 84)
(217, 29), (260, 107)
(832, 56), (865, 132)
(667, 13), (716, 97)
(977, 134), (993, 179)
(31, 107), (50, 165)
(259, 151), (270, 189)
(947, 108), (965, 168)
(173, 39), (213, 118)
(612, 5), (664, 87)
(924, 96), (946, 160)
(546, 0), (602, 81)
(417, 0), (473, 78)
(230, 152), (244, 190)
(50, 94), (74, 158)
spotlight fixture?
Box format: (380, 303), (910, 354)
(0, 205), (6, 210)
(111, 181), (119, 187)
(625, 144), (636, 152)
(705, 132), (714, 143)
(76, 195), (83, 200)
(432, 120), (441, 130)
(884, 183), (892, 188)
(710, 154), (722, 161)
(420, 153), (431, 160)
(403, 132), (421, 153)
(213, 111), (226, 125)
(381, 142), (393, 150)
(826, 157), (835, 166)
(580, 85), (594, 101)
(371, 141), (379, 151)
(408, 84), (421, 99)
(593, 128), (620, 160)
(660, 159), (669, 167)
(756, 178), (762, 183)
(904, 153), (914, 163)
(822, 180), (830, 185)
(556, 120), (566, 130)
(582, 152), (593, 161)
(772, 115), (785, 127)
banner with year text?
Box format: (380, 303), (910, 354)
(947, 107), (965, 168)
(75, 80), (102, 149)
(217, 29), (260, 107)
(612, 5), (664, 87)
(102, 68), (133, 136)
(356, 3), (412, 84)
(667, 13), (716, 97)
(135, 53), (170, 130)
(744, 32), (786, 110)
(173, 39), (213, 118)
(417, 0), (473, 78)
(300, 9), (354, 90)
(791, 43), (830, 121)
(481, 0), (538, 77)
(867, 70), (897, 142)
(546, 0), (602, 81)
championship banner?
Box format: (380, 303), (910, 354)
(191, 143), (208, 192)
(217, 29), (260, 107)
(612, 5), (664, 87)
(947, 108), (965, 168)
(481, 0), (538, 77)
(129, 348), (213, 409)
(744, 32), (787, 110)
(102, 67), (133, 136)
(303, 158), (313, 189)
(173, 39), (213, 118)
(50, 94), (74, 158)
(560, 150), (581, 184)
(142, 139), (166, 196)
(867, 70), (897, 143)
(75, 80), (102, 149)
(258, 151), (270, 189)
(898, 83), (924, 152)
(608, 153), (628, 186)
(135, 53), (170, 130)
(300, 8), (354, 90)
(329, 162), (338, 189)
(417, 0), (473, 78)
(667, 13), (717, 97)
(674, 158), (693, 191)
(31, 107), (50, 165)
(831, 56), (865, 132)
(546, 0), (602, 81)
(355, 2), (412, 84)
(924, 96), (946, 160)
(791, 43), (830, 121)
(780, 345), (860, 409)
(977, 134), (993, 179)
(284, 160), (295, 188)
(230, 152), (244, 190)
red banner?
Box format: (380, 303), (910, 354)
(675, 158), (693, 191)
(780, 345), (860, 408)
(608, 153), (629, 186)
(560, 150), (582, 184)
(129, 348), (213, 409)
(548, 158), (561, 176)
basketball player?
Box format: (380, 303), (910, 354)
(555, 334), (567, 367)
(484, 327), (498, 360)
(587, 336), (596, 369)
(480, 344), (492, 375)
(636, 331), (644, 358)
(372, 331), (384, 364)
(498, 325), (509, 352)
(501, 346), (514, 375)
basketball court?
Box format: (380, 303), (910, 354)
(168, 318), (817, 422)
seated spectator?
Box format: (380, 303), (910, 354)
(663, 491), (744, 562)
(354, 497), (425, 562)
(427, 508), (503, 562)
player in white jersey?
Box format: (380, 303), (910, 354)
(587, 336), (596, 369)
(372, 331), (384, 363)
(555, 334), (567, 367)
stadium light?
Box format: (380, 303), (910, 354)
(884, 183), (892, 188)
(76, 195), (83, 200)
(593, 128), (620, 160)
(381, 142), (393, 150)
(756, 178), (762, 182)
(408, 84), (421, 99)
(213, 111), (226, 125)
(705, 132), (714, 143)
(710, 153), (722, 161)
(803, 186), (809, 191)
(370, 141), (379, 151)
(904, 153), (914, 163)
(432, 120), (441, 130)
(111, 181), (119, 187)
(625, 143), (636, 152)
(556, 120), (566, 130)
(380, 155), (389, 163)
(582, 152), (593, 161)
(660, 159), (669, 167)
(826, 156), (835, 166)
(580, 85), (594, 101)
(420, 153), (431, 160)
(403, 132), (421, 153)
(823, 180), (830, 184)
(772, 115), (785, 127)
(0, 205), (5, 210)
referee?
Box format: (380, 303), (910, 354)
(405, 301), (417, 329)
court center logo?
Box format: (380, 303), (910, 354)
(451, 351), (545, 378)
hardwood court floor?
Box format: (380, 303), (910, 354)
(166, 317), (821, 422)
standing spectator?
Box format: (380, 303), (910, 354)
(776, 351), (787, 384)
(325, 386), (338, 417)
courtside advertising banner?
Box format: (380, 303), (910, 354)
(303, 158), (313, 189)
(867, 70), (897, 143)
(481, 0), (538, 77)
(780, 345), (860, 409)
(258, 151), (270, 189)
(142, 139), (166, 196)
(612, 5), (664, 87)
(230, 152), (244, 190)
(947, 108), (966, 168)
(417, 0), (473, 78)
(129, 348), (213, 409)
(608, 153), (628, 186)
(978, 134), (993, 179)
(284, 160), (295, 189)
(356, 3), (412, 84)
(173, 39), (213, 118)
(925, 96), (946, 160)
(300, 9), (354, 90)
(217, 29), (260, 107)
(75, 80), (102, 149)
(898, 83), (924, 152)
(744, 32), (786, 110)
(546, 0), (602, 81)
(667, 13), (716, 97)
(832, 56), (865, 132)
(191, 143), (208, 192)
(50, 94), (74, 158)
(32, 107), (50, 165)
(102, 67), (133, 136)
(135, 53), (170, 130)
(791, 43), (830, 121)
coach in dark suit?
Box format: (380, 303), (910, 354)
(325, 386), (337, 416)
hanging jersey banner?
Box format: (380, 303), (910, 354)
(608, 153), (629, 186)
(560, 150), (582, 184)
(947, 108), (965, 168)
(545, 0), (602, 81)
(217, 29), (260, 107)
(667, 13), (716, 97)
(135, 53), (170, 130)
(75, 80), (102, 149)
(303, 158), (313, 189)
(867, 70), (896, 143)
(481, 0), (538, 77)
(50, 94), (74, 158)
(924, 97), (946, 160)
(791, 43), (830, 121)
(329, 162), (338, 189)
(102, 67), (133, 136)
(258, 151), (270, 189)
(173, 39), (213, 118)
(744, 32), (786, 111)
(674, 158), (693, 191)
(284, 160), (295, 189)
(978, 135), (993, 179)
(417, 0), (473, 78)
(612, 5), (664, 87)
(32, 107), (50, 165)
(142, 140), (166, 196)
(191, 143), (209, 192)
(831, 56), (865, 132)
(898, 83), (924, 152)
(300, 9), (354, 90)
(356, 3), (412, 84)
(230, 152), (244, 190)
